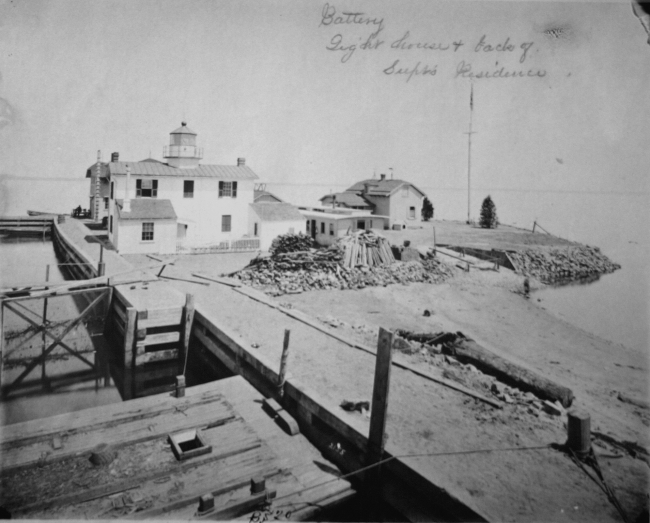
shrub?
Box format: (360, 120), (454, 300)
(422, 197), (434, 221)
(479, 195), (498, 228)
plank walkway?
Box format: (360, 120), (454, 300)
(0, 376), (354, 520)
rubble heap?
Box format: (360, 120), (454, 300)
(338, 230), (395, 268)
(232, 241), (452, 296)
(269, 232), (314, 255)
(508, 245), (620, 284)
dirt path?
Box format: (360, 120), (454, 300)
(161, 260), (649, 522)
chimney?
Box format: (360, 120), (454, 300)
(237, 158), (245, 166)
(380, 174), (386, 181)
(363, 183), (370, 194)
(123, 165), (131, 213)
(111, 152), (119, 162)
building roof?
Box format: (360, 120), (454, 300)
(320, 192), (372, 207)
(254, 189), (284, 203)
(345, 178), (426, 198)
(300, 209), (388, 221)
(139, 157), (164, 163)
(250, 202), (305, 222)
(108, 161), (258, 180)
(115, 199), (177, 221)
(170, 122), (197, 135)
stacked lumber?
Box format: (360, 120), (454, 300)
(338, 230), (395, 268)
(508, 246), (620, 284)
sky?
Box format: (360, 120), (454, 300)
(0, 0), (648, 249)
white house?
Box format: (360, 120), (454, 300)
(300, 209), (389, 247)
(105, 123), (259, 253)
(248, 202), (306, 251)
(320, 173), (427, 228)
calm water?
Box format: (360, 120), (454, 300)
(0, 236), (122, 425)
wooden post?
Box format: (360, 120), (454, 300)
(97, 244), (105, 276)
(41, 265), (50, 385)
(567, 410), (591, 457)
(368, 327), (394, 462)
(0, 301), (4, 390)
(124, 307), (137, 369)
(433, 227), (436, 251)
(277, 329), (290, 398)
(532, 221), (536, 233)
(181, 294), (195, 374)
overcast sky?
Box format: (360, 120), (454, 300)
(0, 0), (648, 234)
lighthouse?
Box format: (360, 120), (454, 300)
(163, 122), (204, 169)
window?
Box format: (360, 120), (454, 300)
(218, 181), (238, 198)
(142, 222), (154, 241)
(110, 182), (114, 199)
(329, 223), (334, 236)
(320, 222), (325, 234)
(254, 223), (258, 236)
(222, 215), (231, 232)
(357, 220), (365, 230)
(306, 220), (310, 233)
(136, 179), (158, 198)
(184, 180), (194, 198)
(109, 215), (113, 233)
(104, 197), (109, 209)
(409, 207), (416, 219)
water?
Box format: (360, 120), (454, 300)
(0, 236), (122, 425)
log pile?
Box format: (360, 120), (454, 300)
(269, 232), (314, 255)
(231, 244), (452, 296)
(508, 246), (620, 284)
(338, 231), (395, 268)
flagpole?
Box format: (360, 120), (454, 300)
(465, 83), (476, 225)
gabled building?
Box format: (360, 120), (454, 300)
(254, 184), (284, 203)
(320, 174), (427, 228)
(248, 202), (306, 251)
(103, 122), (259, 254)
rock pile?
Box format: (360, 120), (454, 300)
(269, 232), (314, 255)
(508, 246), (620, 283)
(232, 246), (452, 296)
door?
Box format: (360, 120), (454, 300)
(310, 219), (316, 239)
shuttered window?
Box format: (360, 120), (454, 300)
(218, 181), (238, 198)
(136, 179), (158, 198)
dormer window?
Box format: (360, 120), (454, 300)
(136, 179), (158, 198)
(218, 181), (238, 198)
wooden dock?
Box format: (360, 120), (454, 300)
(0, 375), (355, 520)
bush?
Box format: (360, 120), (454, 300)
(479, 195), (498, 228)
(422, 197), (434, 221)
(270, 232), (314, 255)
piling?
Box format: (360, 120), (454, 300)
(567, 409), (591, 457)
(278, 329), (290, 398)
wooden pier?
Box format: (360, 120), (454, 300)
(0, 375), (355, 520)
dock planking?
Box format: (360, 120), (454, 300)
(0, 375), (355, 520)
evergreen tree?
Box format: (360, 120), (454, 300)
(422, 197), (434, 221)
(479, 195), (498, 228)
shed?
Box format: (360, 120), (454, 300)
(111, 199), (177, 254)
(248, 203), (306, 251)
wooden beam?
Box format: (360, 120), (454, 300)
(135, 331), (180, 347)
(2, 290), (108, 396)
(123, 307), (137, 369)
(278, 329), (290, 398)
(181, 293), (195, 371)
(368, 328), (393, 462)
(0, 302), (4, 390)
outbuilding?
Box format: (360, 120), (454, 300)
(248, 202), (306, 251)
(111, 198), (177, 255)
(300, 209), (389, 247)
